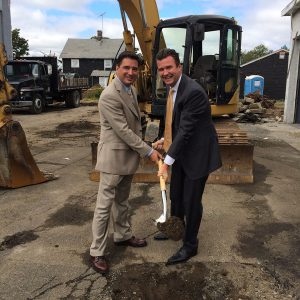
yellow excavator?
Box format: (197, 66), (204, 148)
(91, 0), (253, 184)
(0, 44), (48, 188)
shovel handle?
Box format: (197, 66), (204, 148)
(158, 159), (166, 191)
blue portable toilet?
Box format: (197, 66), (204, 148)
(244, 75), (264, 96)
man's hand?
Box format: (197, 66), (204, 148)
(150, 150), (163, 162)
(158, 162), (168, 181)
(152, 138), (164, 150)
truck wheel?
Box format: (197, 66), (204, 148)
(66, 90), (81, 108)
(30, 94), (44, 114)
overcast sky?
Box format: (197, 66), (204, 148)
(10, 0), (292, 57)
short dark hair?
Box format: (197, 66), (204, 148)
(116, 51), (141, 66)
(156, 48), (180, 66)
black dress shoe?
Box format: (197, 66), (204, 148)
(154, 232), (169, 240)
(166, 246), (197, 265)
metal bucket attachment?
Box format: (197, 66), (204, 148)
(89, 119), (254, 185)
(0, 120), (48, 188)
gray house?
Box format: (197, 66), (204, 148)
(60, 32), (125, 87)
(282, 0), (300, 123)
(0, 0), (13, 60)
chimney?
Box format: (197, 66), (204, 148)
(96, 30), (103, 40)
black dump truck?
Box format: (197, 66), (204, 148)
(4, 56), (89, 113)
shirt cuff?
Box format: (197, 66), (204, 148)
(147, 148), (154, 157)
(164, 154), (175, 165)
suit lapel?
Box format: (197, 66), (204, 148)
(122, 89), (140, 119)
(172, 74), (186, 122)
(114, 79), (140, 120)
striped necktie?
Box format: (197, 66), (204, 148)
(163, 88), (174, 152)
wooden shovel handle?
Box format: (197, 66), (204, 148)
(158, 159), (166, 190)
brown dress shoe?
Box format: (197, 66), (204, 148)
(114, 236), (147, 247)
(91, 256), (109, 274)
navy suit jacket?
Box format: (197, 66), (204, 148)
(167, 74), (222, 179)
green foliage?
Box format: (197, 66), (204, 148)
(241, 44), (273, 65)
(12, 28), (29, 58)
(281, 45), (289, 50)
(83, 85), (104, 100)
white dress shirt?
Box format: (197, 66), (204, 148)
(164, 75), (182, 165)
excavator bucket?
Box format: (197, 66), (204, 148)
(0, 120), (48, 188)
(0, 44), (48, 188)
(90, 118), (254, 184)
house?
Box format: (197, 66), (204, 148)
(0, 0), (13, 60)
(240, 49), (289, 100)
(60, 31), (125, 87)
(282, 0), (300, 124)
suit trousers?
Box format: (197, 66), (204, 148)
(170, 161), (208, 251)
(90, 172), (133, 257)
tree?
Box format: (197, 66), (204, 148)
(12, 28), (29, 58)
(241, 44), (272, 65)
(281, 44), (289, 50)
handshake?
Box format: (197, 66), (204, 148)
(149, 138), (168, 180)
(149, 138), (164, 162)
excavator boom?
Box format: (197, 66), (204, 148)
(118, 0), (160, 69)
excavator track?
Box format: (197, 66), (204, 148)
(209, 119), (253, 184)
(90, 119), (253, 184)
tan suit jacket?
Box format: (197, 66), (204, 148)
(95, 78), (151, 175)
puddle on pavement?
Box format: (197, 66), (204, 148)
(0, 230), (39, 251)
(130, 184), (155, 211)
(44, 203), (93, 228)
(38, 120), (98, 138)
(56, 120), (97, 132)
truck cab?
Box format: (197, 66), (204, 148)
(5, 57), (89, 114)
(5, 60), (50, 113)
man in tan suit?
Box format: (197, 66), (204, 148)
(90, 51), (161, 274)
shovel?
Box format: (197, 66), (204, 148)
(155, 159), (167, 225)
(154, 160), (185, 241)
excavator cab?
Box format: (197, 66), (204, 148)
(151, 15), (242, 118)
(150, 16), (253, 184)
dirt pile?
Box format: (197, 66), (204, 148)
(157, 216), (185, 241)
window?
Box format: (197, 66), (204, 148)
(99, 77), (108, 87)
(5, 64), (13, 76)
(279, 52), (286, 59)
(159, 27), (186, 63)
(202, 30), (220, 56)
(104, 59), (112, 69)
(71, 59), (79, 68)
(32, 64), (39, 77)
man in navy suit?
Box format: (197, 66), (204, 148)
(155, 48), (222, 265)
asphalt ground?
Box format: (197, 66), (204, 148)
(0, 104), (299, 299)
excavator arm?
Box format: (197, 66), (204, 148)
(118, 0), (160, 70)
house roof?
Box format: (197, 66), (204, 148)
(241, 49), (289, 68)
(60, 38), (125, 59)
(282, 0), (300, 16)
(91, 70), (112, 77)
